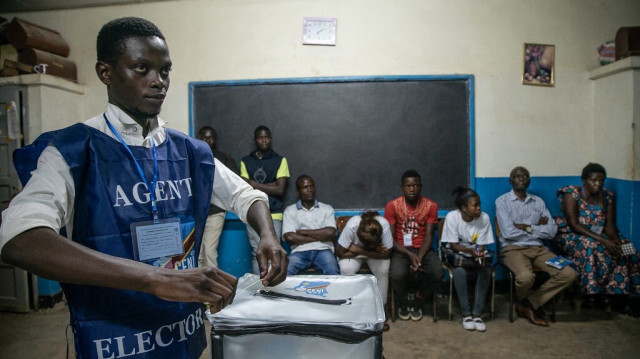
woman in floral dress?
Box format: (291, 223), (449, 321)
(556, 163), (640, 296)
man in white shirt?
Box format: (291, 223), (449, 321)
(282, 175), (339, 275)
(0, 17), (286, 359)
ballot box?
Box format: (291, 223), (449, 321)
(207, 274), (385, 359)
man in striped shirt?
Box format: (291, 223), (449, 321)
(495, 166), (576, 327)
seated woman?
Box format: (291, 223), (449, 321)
(555, 163), (640, 299)
(440, 186), (494, 332)
(336, 211), (392, 330)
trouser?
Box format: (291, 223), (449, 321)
(452, 266), (491, 317)
(287, 249), (340, 275)
(502, 245), (577, 309)
(389, 249), (443, 307)
(247, 219), (283, 275)
(198, 211), (226, 268)
(338, 257), (390, 305)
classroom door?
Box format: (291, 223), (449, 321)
(0, 86), (35, 313)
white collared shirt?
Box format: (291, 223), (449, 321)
(282, 199), (337, 253)
(0, 103), (267, 250)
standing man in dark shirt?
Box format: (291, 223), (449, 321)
(241, 125), (290, 274)
(198, 126), (240, 268)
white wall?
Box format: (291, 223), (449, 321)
(590, 58), (640, 181)
(2, 0), (639, 178)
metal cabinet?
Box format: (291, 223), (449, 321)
(0, 74), (84, 312)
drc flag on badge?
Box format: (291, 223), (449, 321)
(286, 280), (331, 297)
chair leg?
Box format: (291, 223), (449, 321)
(390, 286), (396, 323)
(550, 295), (556, 323)
(509, 273), (515, 323)
(432, 291), (438, 322)
(490, 271), (495, 320)
(573, 291), (582, 314)
(448, 277), (453, 321)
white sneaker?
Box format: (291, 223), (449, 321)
(462, 316), (475, 331)
(473, 317), (486, 332)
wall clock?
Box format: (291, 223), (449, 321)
(302, 17), (337, 46)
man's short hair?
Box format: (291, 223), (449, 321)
(401, 169), (421, 183)
(97, 17), (165, 64)
(198, 126), (216, 136)
(296, 174), (313, 189)
(509, 166), (529, 177)
(254, 125), (271, 138)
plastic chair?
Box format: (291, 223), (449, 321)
(494, 218), (556, 323)
(438, 218), (495, 321)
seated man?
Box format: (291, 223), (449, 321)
(495, 166), (577, 327)
(336, 211), (392, 330)
(283, 175), (339, 275)
(384, 170), (443, 321)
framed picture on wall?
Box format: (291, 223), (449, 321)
(522, 43), (555, 86)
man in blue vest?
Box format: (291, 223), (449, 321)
(240, 125), (290, 274)
(0, 17), (287, 359)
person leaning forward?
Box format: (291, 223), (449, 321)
(0, 17), (287, 359)
(495, 166), (576, 327)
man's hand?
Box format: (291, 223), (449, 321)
(256, 234), (288, 287)
(245, 201), (288, 286)
(348, 243), (365, 255)
(514, 223), (528, 230)
(537, 216), (549, 225)
(151, 267), (237, 313)
(376, 243), (389, 254)
(407, 252), (421, 272)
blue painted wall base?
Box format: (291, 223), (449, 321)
(37, 277), (62, 298)
(217, 176), (639, 281)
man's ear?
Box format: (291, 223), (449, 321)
(95, 61), (111, 85)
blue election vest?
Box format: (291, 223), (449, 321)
(13, 123), (214, 359)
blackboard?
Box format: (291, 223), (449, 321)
(189, 76), (474, 211)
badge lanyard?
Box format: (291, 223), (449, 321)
(104, 113), (160, 223)
(402, 199), (415, 246)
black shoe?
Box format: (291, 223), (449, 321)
(398, 306), (410, 320)
(410, 306), (423, 321)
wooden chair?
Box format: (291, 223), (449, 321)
(494, 218), (556, 323)
(438, 218), (495, 321)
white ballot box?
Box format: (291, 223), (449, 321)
(207, 274), (385, 359)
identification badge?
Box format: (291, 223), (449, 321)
(590, 225), (604, 235)
(403, 232), (413, 246)
(131, 218), (184, 262)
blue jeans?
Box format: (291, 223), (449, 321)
(452, 266), (491, 317)
(287, 249), (340, 275)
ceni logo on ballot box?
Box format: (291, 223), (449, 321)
(286, 281), (330, 297)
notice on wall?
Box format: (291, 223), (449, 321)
(7, 101), (20, 140)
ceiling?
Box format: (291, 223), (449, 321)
(0, 0), (172, 13)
